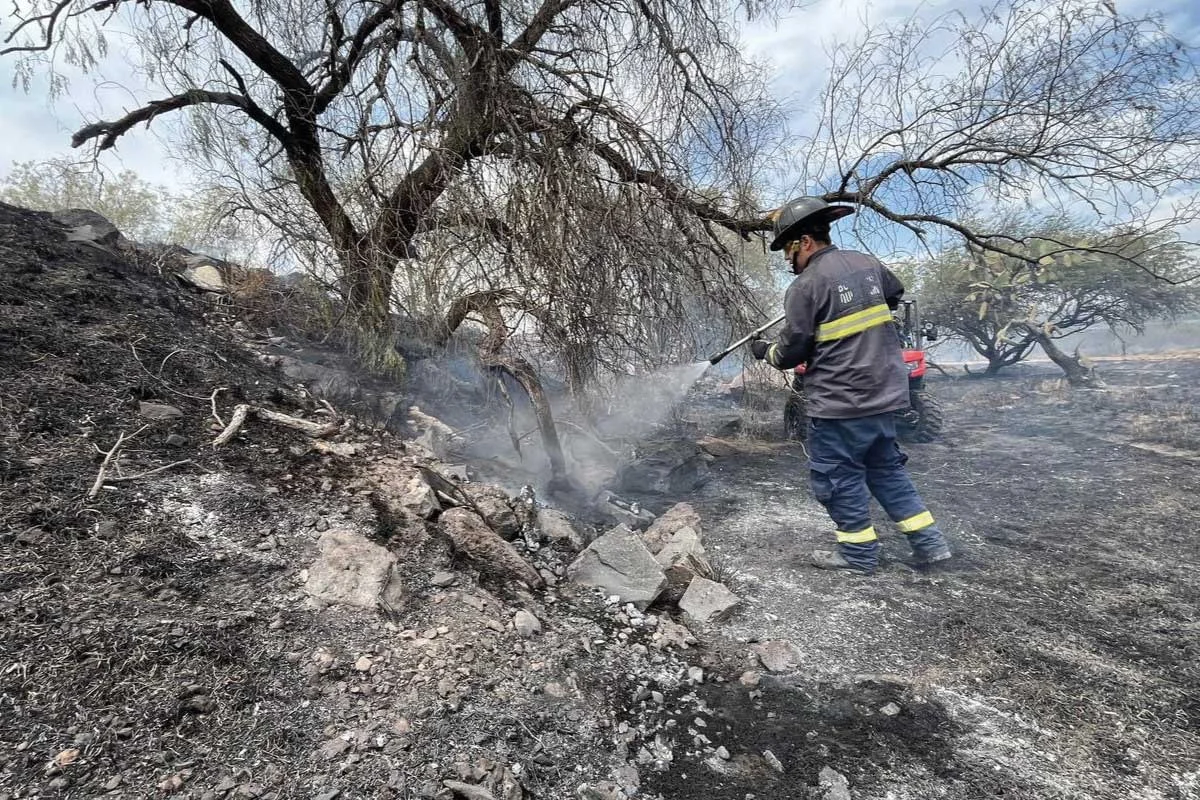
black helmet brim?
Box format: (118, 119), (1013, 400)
(768, 205), (855, 251)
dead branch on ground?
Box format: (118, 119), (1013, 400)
(213, 403), (250, 447)
(213, 404), (342, 447)
(88, 425), (149, 498)
(103, 460), (194, 482)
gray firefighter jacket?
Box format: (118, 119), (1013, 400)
(763, 246), (909, 419)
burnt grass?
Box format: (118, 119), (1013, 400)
(647, 358), (1200, 798)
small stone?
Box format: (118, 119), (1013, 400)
(165, 434), (187, 448)
(513, 609), (542, 638)
(678, 577), (741, 625)
(354, 656), (373, 672)
(543, 682), (569, 699)
(739, 671), (762, 688)
(880, 702), (901, 717)
(319, 738), (351, 760)
(104, 775), (123, 790)
(818, 766), (851, 800)
(763, 750), (784, 773)
(315, 518), (330, 532)
(430, 572), (457, 588)
(442, 780), (497, 800)
(752, 640), (804, 673)
(687, 666), (704, 684)
(138, 401), (183, 420)
(715, 746), (730, 760)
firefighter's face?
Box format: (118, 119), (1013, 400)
(784, 236), (818, 274)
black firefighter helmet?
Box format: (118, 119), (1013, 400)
(768, 196), (855, 251)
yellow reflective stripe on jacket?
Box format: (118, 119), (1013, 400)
(815, 303), (893, 343)
(835, 527), (877, 544)
(766, 343), (781, 367)
(896, 511), (934, 532)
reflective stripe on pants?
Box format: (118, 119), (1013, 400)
(808, 412), (948, 570)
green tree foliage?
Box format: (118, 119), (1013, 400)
(0, 158), (167, 242)
(921, 220), (1200, 377)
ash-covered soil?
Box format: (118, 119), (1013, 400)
(3, 198), (1199, 800)
(0, 203), (709, 800)
(650, 360), (1200, 799)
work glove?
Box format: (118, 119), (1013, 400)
(749, 336), (770, 361)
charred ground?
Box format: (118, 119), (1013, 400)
(2, 201), (1199, 800)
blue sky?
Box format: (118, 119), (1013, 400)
(3, 0), (1200, 246)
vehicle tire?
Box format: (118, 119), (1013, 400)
(784, 387), (808, 442)
(898, 388), (943, 443)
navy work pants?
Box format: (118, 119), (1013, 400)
(807, 412), (948, 571)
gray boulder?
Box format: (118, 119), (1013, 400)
(304, 529), (404, 610)
(678, 576), (740, 625)
(566, 525), (667, 610)
(52, 208), (124, 247)
(615, 440), (711, 496)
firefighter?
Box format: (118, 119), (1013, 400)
(749, 196), (952, 575)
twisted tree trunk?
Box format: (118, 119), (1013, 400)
(443, 291), (568, 485)
(1018, 322), (1105, 388)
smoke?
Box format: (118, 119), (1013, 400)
(590, 361), (712, 439)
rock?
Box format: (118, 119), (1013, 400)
(409, 405), (462, 457)
(655, 525), (715, 604)
(880, 702), (901, 717)
(430, 571), (457, 588)
(687, 666), (704, 684)
(165, 433), (187, 448)
(463, 484), (521, 539)
(319, 738), (351, 760)
(763, 750), (784, 773)
(641, 503), (703, 554)
(612, 764), (639, 794)
(513, 610), (541, 638)
(439, 508), (543, 587)
(313, 441), (359, 458)
(654, 526), (710, 571)
(52, 208), (124, 247)
(180, 263), (227, 293)
(354, 656), (373, 672)
(575, 782), (624, 800)
(441, 464), (470, 482)
(678, 577), (740, 625)
(739, 671), (762, 688)
(443, 780), (497, 800)
(715, 746), (730, 760)
(537, 508), (586, 550)
(594, 490), (657, 530)
(398, 473), (441, 520)
(543, 682), (569, 699)
(566, 525), (667, 610)
(752, 640), (804, 673)
(139, 401), (183, 420)
(616, 440), (711, 497)
(652, 617), (698, 650)
(304, 529), (405, 610)
(818, 766), (851, 800)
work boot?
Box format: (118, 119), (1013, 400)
(810, 549), (874, 576)
(909, 547), (952, 567)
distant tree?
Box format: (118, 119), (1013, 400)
(796, 0), (1200, 286)
(921, 220), (1200, 384)
(0, 158), (167, 241)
